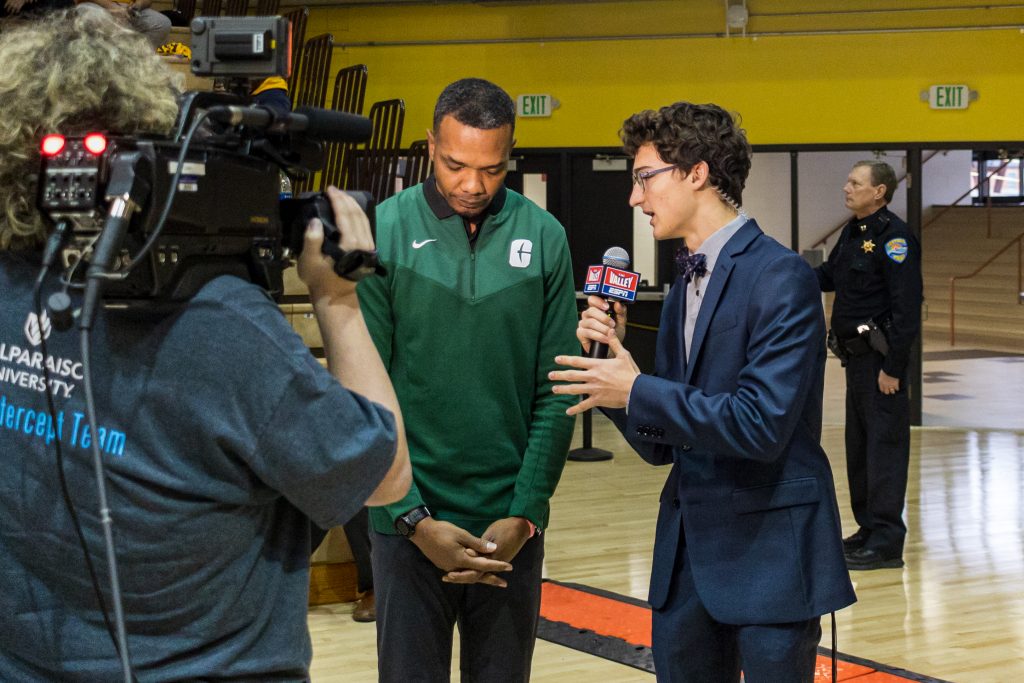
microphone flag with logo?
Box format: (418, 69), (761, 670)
(582, 246), (640, 359)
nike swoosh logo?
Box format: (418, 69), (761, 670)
(412, 239), (437, 249)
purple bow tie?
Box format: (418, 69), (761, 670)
(676, 250), (708, 283)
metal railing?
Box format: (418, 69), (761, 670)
(923, 157), (1013, 238)
(811, 151), (940, 250)
(949, 231), (1024, 346)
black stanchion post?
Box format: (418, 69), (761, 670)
(567, 409), (612, 462)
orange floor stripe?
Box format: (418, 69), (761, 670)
(540, 580), (949, 683)
(540, 581), (653, 648)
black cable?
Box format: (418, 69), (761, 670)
(78, 327), (133, 683)
(831, 611), (838, 681)
(30, 222), (130, 676)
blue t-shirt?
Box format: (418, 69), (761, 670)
(0, 254), (397, 680)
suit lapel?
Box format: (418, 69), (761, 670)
(684, 220), (761, 384)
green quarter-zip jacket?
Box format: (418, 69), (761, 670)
(358, 179), (578, 537)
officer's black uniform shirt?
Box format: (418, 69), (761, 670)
(815, 206), (922, 377)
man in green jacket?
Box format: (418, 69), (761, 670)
(357, 78), (578, 682)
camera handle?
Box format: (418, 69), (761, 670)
(290, 193), (386, 282)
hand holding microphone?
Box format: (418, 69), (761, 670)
(549, 246), (642, 416)
(578, 296), (626, 355)
(580, 247), (640, 359)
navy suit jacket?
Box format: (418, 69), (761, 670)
(607, 219), (856, 624)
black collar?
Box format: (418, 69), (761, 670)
(422, 175), (507, 221)
(849, 206), (890, 236)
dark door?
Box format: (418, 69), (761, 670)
(504, 153), (564, 226)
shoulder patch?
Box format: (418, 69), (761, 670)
(885, 238), (908, 263)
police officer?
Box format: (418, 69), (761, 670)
(816, 160), (922, 571)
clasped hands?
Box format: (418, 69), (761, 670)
(413, 516), (532, 588)
(549, 295), (640, 415)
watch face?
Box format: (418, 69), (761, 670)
(395, 506), (429, 537)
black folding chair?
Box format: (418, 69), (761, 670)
(291, 33), (333, 110)
(290, 34), (334, 193)
(281, 7), (309, 92)
(199, 0), (221, 16)
(320, 64), (368, 191)
(166, 0), (195, 23)
(402, 139), (432, 189)
(254, 0), (279, 13)
(356, 99), (406, 205)
(223, 0), (248, 15)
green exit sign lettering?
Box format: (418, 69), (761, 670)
(928, 85), (970, 110)
(517, 94), (555, 118)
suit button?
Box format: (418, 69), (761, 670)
(672, 499), (680, 509)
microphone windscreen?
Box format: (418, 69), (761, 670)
(294, 106), (373, 143)
(602, 246), (630, 269)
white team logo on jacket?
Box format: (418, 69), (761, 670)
(24, 310), (52, 347)
(509, 239), (533, 268)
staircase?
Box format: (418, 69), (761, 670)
(921, 206), (1024, 353)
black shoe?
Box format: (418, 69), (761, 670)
(845, 547), (904, 571)
(842, 529), (870, 553)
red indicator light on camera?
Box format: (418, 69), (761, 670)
(84, 133), (108, 155)
(41, 134), (66, 156)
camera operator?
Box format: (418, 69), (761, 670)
(0, 8), (410, 681)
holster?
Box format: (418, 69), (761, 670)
(827, 329), (849, 366)
(859, 320), (890, 356)
(831, 320), (889, 365)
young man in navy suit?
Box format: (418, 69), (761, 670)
(551, 102), (856, 683)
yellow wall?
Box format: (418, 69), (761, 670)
(305, 1), (1024, 148)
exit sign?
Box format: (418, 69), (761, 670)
(928, 84), (970, 110)
(517, 94), (556, 118)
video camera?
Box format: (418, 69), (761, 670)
(36, 16), (379, 312)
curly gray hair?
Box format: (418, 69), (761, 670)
(0, 6), (181, 250)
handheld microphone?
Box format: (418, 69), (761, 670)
(582, 246), (640, 359)
(207, 105), (373, 143)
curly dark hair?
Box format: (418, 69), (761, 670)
(433, 78), (516, 135)
(621, 102), (752, 208)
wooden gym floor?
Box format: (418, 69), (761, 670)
(309, 350), (1024, 682)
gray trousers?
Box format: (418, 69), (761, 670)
(78, 3), (171, 48)
(371, 530), (544, 683)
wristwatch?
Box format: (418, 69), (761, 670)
(394, 505), (431, 538)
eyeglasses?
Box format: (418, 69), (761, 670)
(631, 165), (676, 192)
